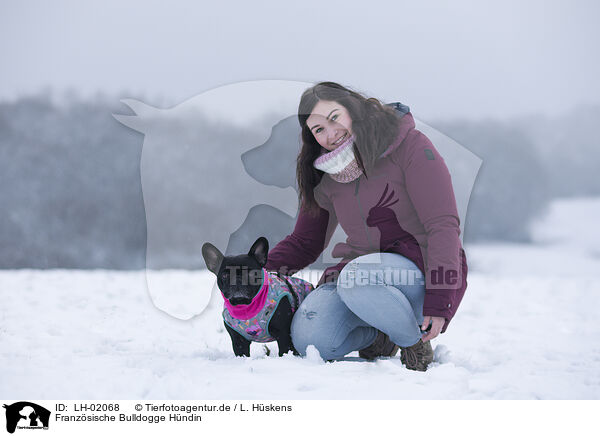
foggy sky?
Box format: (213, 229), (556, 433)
(1, 0), (598, 121)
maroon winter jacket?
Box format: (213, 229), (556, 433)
(264, 110), (468, 333)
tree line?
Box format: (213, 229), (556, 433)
(0, 94), (597, 268)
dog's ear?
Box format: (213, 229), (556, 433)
(202, 242), (224, 274)
(248, 237), (269, 266)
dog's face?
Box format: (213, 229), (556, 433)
(202, 237), (269, 305)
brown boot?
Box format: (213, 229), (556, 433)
(400, 339), (434, 371)
(359, 330), (399, 360)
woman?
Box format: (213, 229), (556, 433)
(264, 82), (468, 371)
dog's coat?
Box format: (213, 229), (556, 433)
(222, 269), (313, 342)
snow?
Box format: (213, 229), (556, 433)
(530, 196), (600, 256)
(1, 197), (599, 399)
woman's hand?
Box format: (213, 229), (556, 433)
(421, 316), (445, 342)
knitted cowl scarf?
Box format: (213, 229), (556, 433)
(312, 134), (363, 183)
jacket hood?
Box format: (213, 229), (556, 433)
(379, 102), (415, 160)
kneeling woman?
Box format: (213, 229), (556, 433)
(264, 82), (468, 371)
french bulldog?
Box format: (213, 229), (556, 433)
(202, 237), (314, 357)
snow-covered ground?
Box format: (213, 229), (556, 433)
(1, 198), (599, 399)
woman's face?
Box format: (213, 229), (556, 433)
(306, 100), (353, 152)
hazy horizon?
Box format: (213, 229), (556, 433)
(1, 0), (599, 122)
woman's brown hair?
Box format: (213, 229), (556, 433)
(296, 82), (401, 216)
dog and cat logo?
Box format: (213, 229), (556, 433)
(3, 402), (50, 433)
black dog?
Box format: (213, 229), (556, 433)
(202, 237), (313, 357)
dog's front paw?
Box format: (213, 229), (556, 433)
(234, 351), (251, 358)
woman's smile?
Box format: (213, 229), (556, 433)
(332, 132), (348, 146)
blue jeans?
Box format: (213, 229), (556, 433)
(291, 253), (426, 360)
